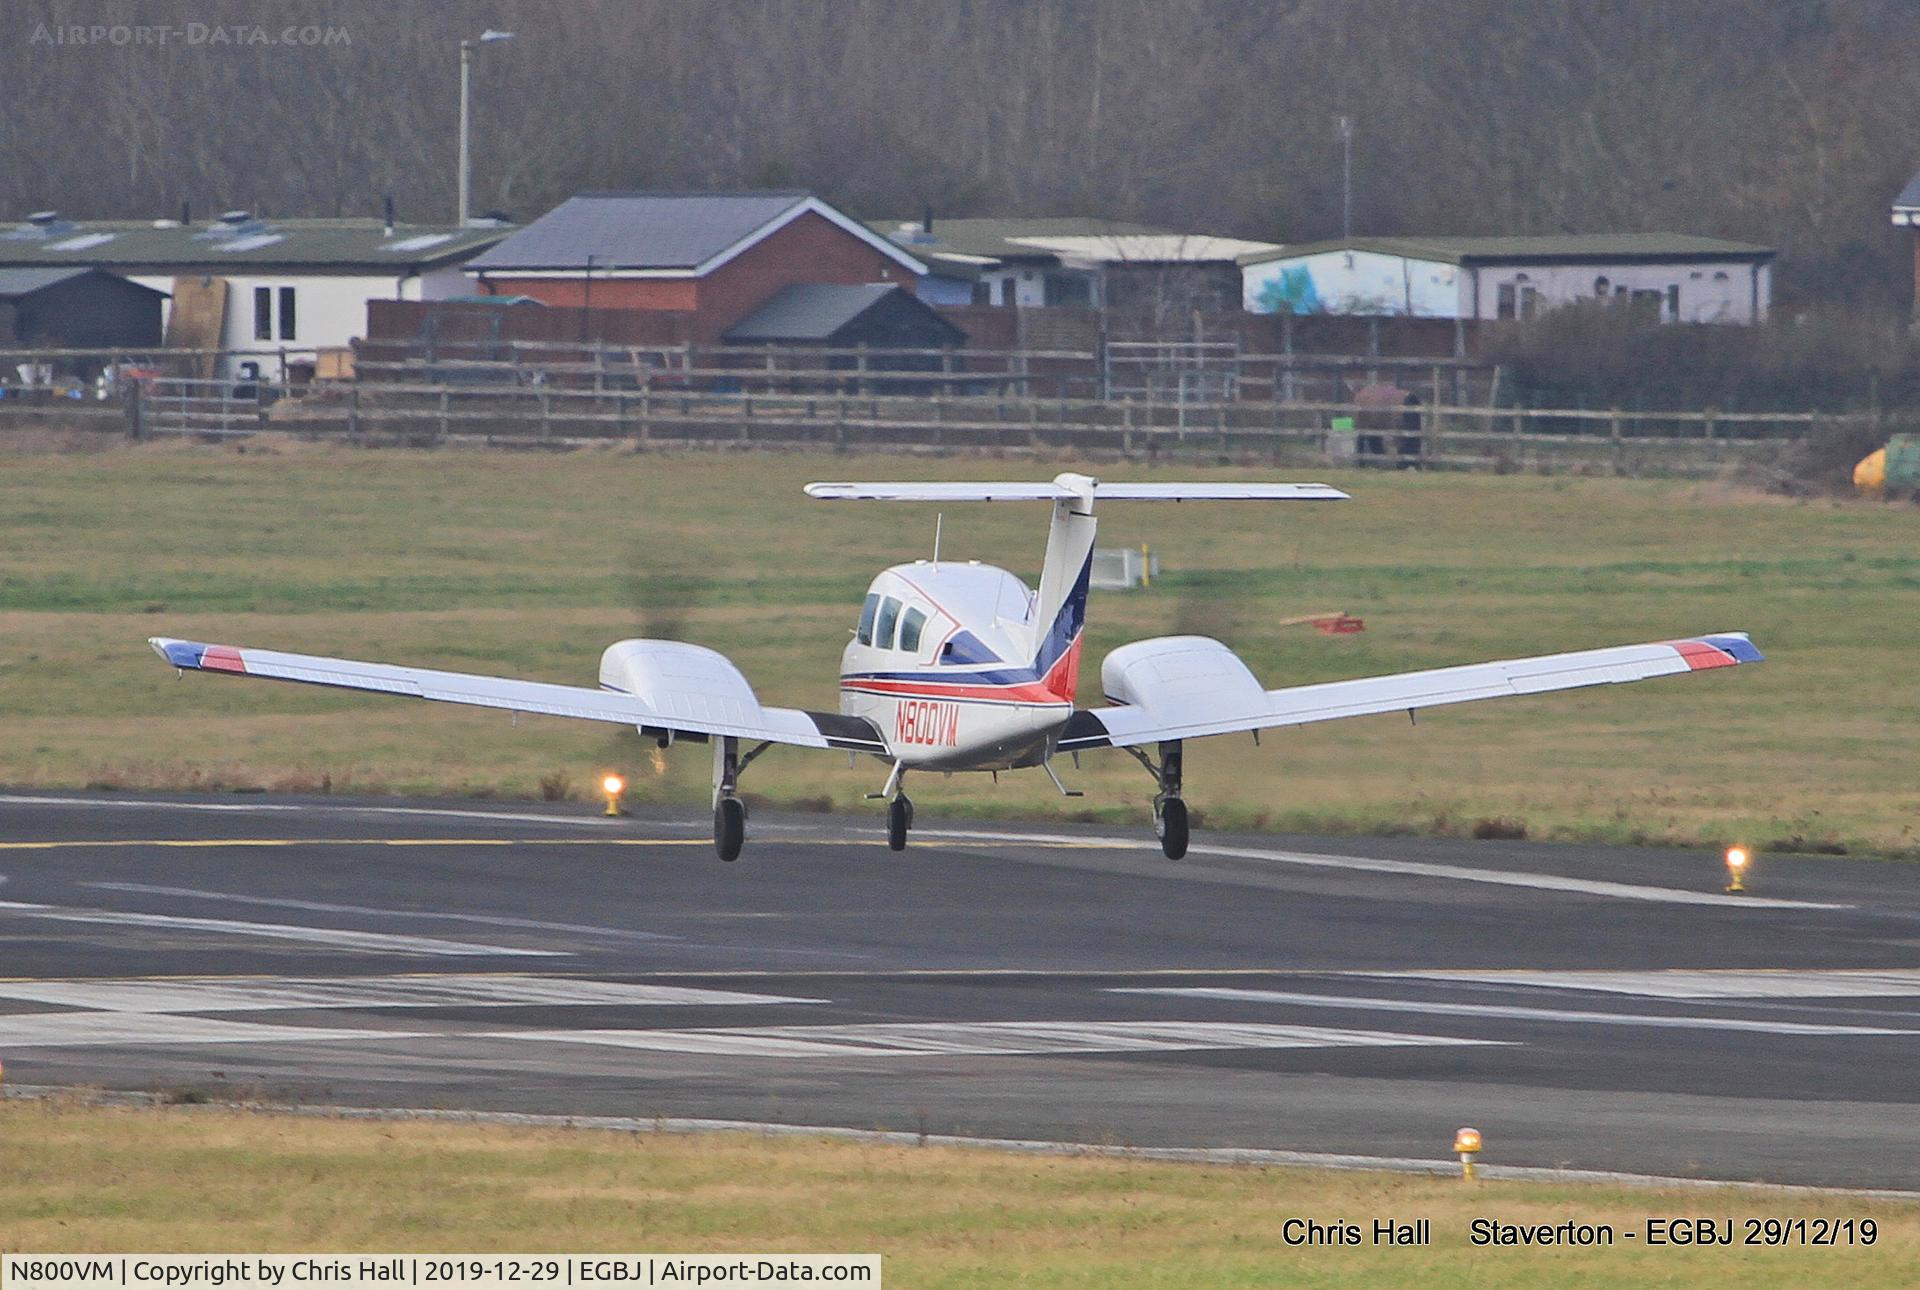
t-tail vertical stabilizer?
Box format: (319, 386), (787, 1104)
(1029, 472), (1099, 702)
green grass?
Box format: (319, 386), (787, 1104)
(3, 1100), (1917, 1287)
(3, 437), (1918, 855)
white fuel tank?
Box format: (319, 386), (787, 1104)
(1100, 635), (1267, 727)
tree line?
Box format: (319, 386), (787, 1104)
(5, 0), (1918, 315)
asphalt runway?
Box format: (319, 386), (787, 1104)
(6, 789), (1920, 1190)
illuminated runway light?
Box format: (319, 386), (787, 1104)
(1725, 846), (1750, 893)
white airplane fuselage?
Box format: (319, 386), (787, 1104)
(838, 559), (1082, 772)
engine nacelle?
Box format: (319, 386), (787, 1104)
(1100, 635), (1267, 726)
(599, 639), (769, 733)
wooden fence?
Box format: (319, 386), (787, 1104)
(0, 344), (1876, 478)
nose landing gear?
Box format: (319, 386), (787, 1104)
(868, 759), (913, 851)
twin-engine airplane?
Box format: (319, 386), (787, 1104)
(151, 474), (1762, 861)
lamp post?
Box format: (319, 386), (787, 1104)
(1335, 114), (1354, 240)
(457, 29), (515, 226)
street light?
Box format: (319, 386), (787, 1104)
(457, 29), (515, 226)
(1335, 115), (1354, 240)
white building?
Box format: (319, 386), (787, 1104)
(0, 210), (512, 376)
(1241, 234), (1774, 324)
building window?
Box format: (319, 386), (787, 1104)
(1496, 282), (1516, 319)
(253, 286), (272, 341)
(278, 286), (297, 340)
(971, 281), (991, 305)
(1666, 284), (1680, 320)
(998, 277), (1016, 307)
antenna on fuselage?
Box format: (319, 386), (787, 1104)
(932, 512), (943, 569)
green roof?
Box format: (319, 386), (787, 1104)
(0, 217), (513, 271)
(1239, 234), (1775, 267)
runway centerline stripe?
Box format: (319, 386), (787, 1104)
(0, 899), (564, 957)
(0, 974), (826, 1013)
(483, 1019), (1509, 1059)
(1114, 987), (1920, 1037)
(1349, 969), (1920, 1000)
(917, 828), (1853, 910)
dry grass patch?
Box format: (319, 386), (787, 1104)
(3, 1100), (1919, 1287)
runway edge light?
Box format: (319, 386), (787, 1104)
(1453, 1127), (1482, 1181)
(602, 773), (626, 817)
(1725, 845), (1750, 894)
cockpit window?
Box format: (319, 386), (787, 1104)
(898, 606), (927, 654)
(856, 593), (880, 646)
(874, 597), (902, 651)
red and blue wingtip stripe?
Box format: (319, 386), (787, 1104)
(150, 637), (249, 674)
(1667, 633), (1764, 671)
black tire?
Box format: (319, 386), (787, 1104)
(888, 795), (911, 851)
(714, 796), (745, 862)
(1157, 798), (1189, 860)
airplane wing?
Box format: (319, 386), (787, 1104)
(1056, 633), (1763, 750)
(148, 637), (885, 754)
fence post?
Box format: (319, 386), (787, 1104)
(1609, 406), (1624, 475)
(438, 388), (450, 443)
(1703, 407), (1717, 440)
(125, 378), (143, 440)
(348, 383), (361, 443)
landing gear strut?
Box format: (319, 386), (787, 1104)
(869, 759), (912, 851)
(710, 735), (771, 862)
(1128, 740), (1187, 860)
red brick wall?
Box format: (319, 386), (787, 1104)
(478, 211), (916, 339)
(692, 210), (919, 341)
(482, 277), (699, 311)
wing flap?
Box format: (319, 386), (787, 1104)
(1066, 634), (1761, 749)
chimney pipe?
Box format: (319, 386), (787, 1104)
(180, 200), (190, 226)
(382, 194), (395, 236)
(922, 204), (933, 235)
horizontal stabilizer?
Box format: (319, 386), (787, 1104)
(806, 481), (1348, 502)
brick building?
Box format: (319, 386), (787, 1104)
(463, 191), (926, 340)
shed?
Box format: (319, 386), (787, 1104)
(0, 266), (167, 349)
(722, 283), (964, 346)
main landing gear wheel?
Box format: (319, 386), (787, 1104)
(714, 796), (745, 862)
(888, 795), (913, 851)
(1155, 797), (1189, 860)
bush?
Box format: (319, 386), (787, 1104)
(1484, 304), (1920, 414)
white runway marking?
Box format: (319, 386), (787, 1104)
(0, 975), (825, 1014)
(1352, 969), (1920, 1000)
(0, 1012), (423, 1049)
(489, 1019), (1507, 1059)
(86, 883), (675, 941)
(0, 899), (562, 957)
(1114, 987), (1920, 1037)
(918, 828), (1852, 911)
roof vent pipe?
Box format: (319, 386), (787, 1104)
(383, 194), (396, 236)
(922, 204), (933, 235)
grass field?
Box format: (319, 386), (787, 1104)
(3, 437), (1917, 855)
(2, 1099), (1916, 1287)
